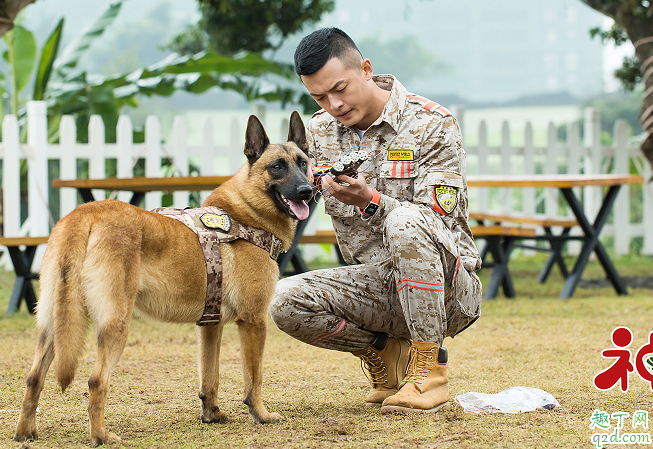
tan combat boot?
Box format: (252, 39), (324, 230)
(353, 338), (411, 406)
(380, 341), (449, 414)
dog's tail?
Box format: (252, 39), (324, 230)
(42, 215), (92, 393)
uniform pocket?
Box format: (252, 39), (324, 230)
(446, 267), (482, 338)
(379, 160), (419, 201)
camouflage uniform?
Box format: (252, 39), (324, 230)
(270, 75), (482, 352)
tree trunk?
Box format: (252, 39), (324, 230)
(0, 0), (37, 36)
(582, 0), (653, 171)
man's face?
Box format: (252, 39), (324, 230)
(300, 56), (375, 129)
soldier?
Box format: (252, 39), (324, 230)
(269, 27), (483, 414)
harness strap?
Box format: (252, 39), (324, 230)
(196, 230), (223, 325)
(152, 206), (283, 326)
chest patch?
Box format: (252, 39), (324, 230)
(434, 185), (458, 215)
(387, 150), (414, 161)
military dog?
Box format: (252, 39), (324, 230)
(14, 112), (313, 446)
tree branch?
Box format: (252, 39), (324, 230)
(0, 0), (37, 36)
(580, 0), (620, 19)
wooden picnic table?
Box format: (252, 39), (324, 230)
(52, 175), (232, 206)
(0, 236), (49, 314)
(52, 173), (644, 299)
(51, 175), (317, 275)
(467, 173), (644, 298)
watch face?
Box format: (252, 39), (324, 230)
(364, 203), (379, 215)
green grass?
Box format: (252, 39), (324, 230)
(1, 255), (653, 448)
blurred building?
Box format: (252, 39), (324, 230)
(320, 0), (605, 105)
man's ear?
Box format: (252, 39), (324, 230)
(244, 115), (270, 163)
(361, 58), (373, 81)
(288, 111), (308, 155)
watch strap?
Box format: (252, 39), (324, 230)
(360, 189), (380, 216)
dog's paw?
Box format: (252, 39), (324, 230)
(201, 408), (228, 424)
(253, 411), (284, 424)
(91, 431), (121, 447)
(14, 429), (38, 443)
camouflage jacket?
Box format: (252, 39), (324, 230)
(307, 75), (482, 272)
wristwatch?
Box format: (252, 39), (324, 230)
(360, 189), (380, 216)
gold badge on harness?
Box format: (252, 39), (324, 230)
(435, 186), (458, 214)
(200, 213), (231, 232)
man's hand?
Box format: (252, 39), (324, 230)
(321, 172), (373, 209)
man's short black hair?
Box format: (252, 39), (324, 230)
(294, 27), (362, 76)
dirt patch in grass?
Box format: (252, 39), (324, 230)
(1, 255), (652, 448)
(581, 275), (653, 289)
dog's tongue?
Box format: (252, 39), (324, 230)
(289, 200), (310, 220)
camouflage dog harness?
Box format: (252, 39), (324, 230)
(152, 207), (283, 326)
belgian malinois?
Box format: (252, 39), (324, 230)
(14, 112), (313, 446)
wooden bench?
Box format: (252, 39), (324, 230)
(298, 226), (534, 299)
(0, 236), (49, 315)
(470, 212), (579, 284)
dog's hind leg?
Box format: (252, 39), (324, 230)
(198, 323), (227, 423)
(14, 325), (55, 442)
(236, 315), (283, 424)
(86, 304), (134, 447)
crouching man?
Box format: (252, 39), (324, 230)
(270, 27), (482, 413)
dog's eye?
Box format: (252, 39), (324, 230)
(300, 160), (307, 168)
(273, 164), (282, 170)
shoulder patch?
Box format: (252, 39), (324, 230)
(312, 108), (327, 118)
(406, 94), (451, 117)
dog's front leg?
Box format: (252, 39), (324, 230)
(198, 324), (227, 423)
(236, 315), (283, 424)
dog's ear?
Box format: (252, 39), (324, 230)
(288, 111), (308, 156)
(244, 115), (270, 163)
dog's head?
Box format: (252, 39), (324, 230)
(244, 111), (312, 220)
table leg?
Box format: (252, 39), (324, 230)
(483, 235), (516, 299)
(130, 192), (146, 207)
(78, 188), (96, 203)
(559, 186), (627, 298)
(5, 245), (39, 315)
(537, 227), (570, 283)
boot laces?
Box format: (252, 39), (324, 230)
(403, 346), (435, 385)
(358, 348), (388, 386)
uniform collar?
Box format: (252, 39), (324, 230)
(368, 74), (406, 133)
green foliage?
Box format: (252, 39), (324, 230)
(3, 24), (36, 115)
(168, 0), (335, 56)
(589, 23), (630, 45)
(585, 90), (644, 135)
(1, 1), (319, 144)
(589, 24), (642, 92)
(615, 56), (642, 91)
(32, 18), (64, 102)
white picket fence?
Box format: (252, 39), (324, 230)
(1, 101), (652, 271)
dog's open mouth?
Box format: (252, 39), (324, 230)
(275, 191), (310, 220)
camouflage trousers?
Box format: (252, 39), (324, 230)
(270, 205), (482, 353)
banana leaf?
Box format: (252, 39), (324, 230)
(32, 18), (64, 101)
(3, 25), (36, 97)
(51, 1), (122, 81)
